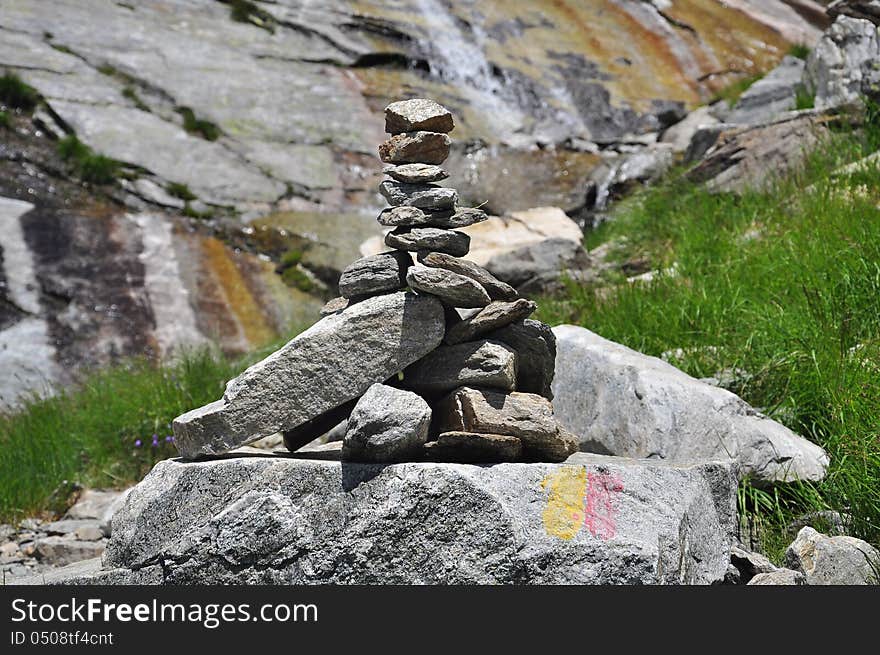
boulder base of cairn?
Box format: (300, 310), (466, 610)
(94, 454), (736, 584)
(342, 384), (431, 463)
(172, 292), (445, 458)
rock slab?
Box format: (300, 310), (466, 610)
(403, 340), (517, 394)
(406, 267), (491, 308)
(99, 453), (736, 584)
(173, 292), (445, 458)
(338, 251), (412, 299)
(551, 325), (831, 484)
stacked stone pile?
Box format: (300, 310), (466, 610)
(172, 99), (576, 465)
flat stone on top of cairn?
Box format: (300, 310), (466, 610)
(384, 98), (454, 134)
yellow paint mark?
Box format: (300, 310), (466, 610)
(201, 237), (276, 348)
(540, 466), (587, 540)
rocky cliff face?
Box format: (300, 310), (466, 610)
(0, 0), (827, 407)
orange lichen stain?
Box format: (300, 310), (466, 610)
(200, 237), (276, 348)
(541, 466), (588, 540)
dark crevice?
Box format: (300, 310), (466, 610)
(351, 52), (430, 73)
(656, 9), (698, 37)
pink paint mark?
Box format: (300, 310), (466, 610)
(583, 472), (624, 540)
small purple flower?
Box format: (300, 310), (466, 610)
(151, 436), (159, 447)
(165, 435), (174, 443)
(134, 439), (142, 448)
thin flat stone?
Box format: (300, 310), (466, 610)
(424, 207), (489, 229)
(377, 206), (433, 228)
(378, 131), (451, 165)
(379, 180), (458, 210)
(385, 99), (454, 134)
(406, 267), (490, 308)
(385, 163), (449, 184)
(424, 432), (523, 463)
(385, 227), (470, 257)
(445, 299), (537, 345)
(402, 340), (517, 395)
(338, 251), (412, 299)
(418, 251), (518, 301)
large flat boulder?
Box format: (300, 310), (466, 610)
(173, 292), (445, 458)
(551, 325), (830, 484)
(99, 453), (736, 585)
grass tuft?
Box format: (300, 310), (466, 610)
(57, 134), (119, 185)
(178, 106), (221, 141)
(788, 43), (811, 60)
(0, 71), (40, 111)
(167, 182), (197, 202)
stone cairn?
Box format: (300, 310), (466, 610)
(172, 99), (578, 464)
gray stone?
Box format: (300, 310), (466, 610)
(338, 251), (412, 299)
(747, 569), (806, 585)
(418, 251), (518, 301)
(342, 383), (431, 463)
(42, 519), (102, 536)
(804, 16), (880, 110)
(485, 238), (595, 294)
(66, 489), (126, 521)
(385, 163), (449, 184)
(445, 299), (538, 345)
(379, 180), (458, 210)
(551, 325), (831, 484)
(172, 292), (445, 458)
(434, 387), (578, 462)
(377, 206), (433, 228)
(425, 207), (490, 229)
(379, 131), (452, 165)
(406, 267), (491, 308)
(485, 319), (556, 399)
(730, 545), (780, 583)
(784, 526), (880, 584)
(660, 106), (719, 153)
(424, 432), (523, 463)
(99, 453), (736, 584)
(385, 99), (454, 134)
(828, 1), (880, 26)
(8, 558), (164, 586)
(74, 525), (106, 541)
(728, 56), (805, 125)
(320, 296), (350, 315)
(403, 340), (517, 395)
(34, 536), (106, 566)
(378, 206), (488, 229)
(385, 227), (470, 257)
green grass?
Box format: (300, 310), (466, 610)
(57, 134), (119, 185)
(228, 0), (275, 32)
(538, 125), (880, 560)
(167, 182), (197, 201)
(711, 74), (763, 107)
(788, 43), (811, 61)
(280, 248), (304, 268)
(122, 86), (149, 112)
(281, 265), (314, 292)
(0, 110), (9, 129)
(795, 85), (816, 110)
(0, 71), (39, 111)
(178, 107), (221, 141)
(0, 333), (303, 522)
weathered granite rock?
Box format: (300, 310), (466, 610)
(424, 432), (523, 463)
(338, 251), (412, 299)
(660, 106), (719, 153)
(485, 319), (556, 399)
(100, 453), (736, 584)
(804, 15), (880, 109)
(34, 537), (106, 566)
(385, 163), (449, 184)
(385, 227), (470, 257)
(728, 55), (805, 125)
(374, 206), (488, 230)
(551, 325), (831, 484)
(418, 251), (518, 301)
(747, 569), (806, 585)
(423, 207), (490, 229)
(784, 526), (880, 584)
(434, 387), (578, 462)
(379, 132), (451, 165)
(828, 1), (880, 26)
(445, 299), (538, 345)
(487, 238), (595, 294)
(385, 99), (454, 134)
(730, 545), (780, 583)
(403, 340), (517, 395)
(172, 292), (445, 458)
(342, 384), (431, 463)
(377, 206), (432, 228)
(378, 180), (458, 210)
(406, 267), (491, 308)
(320, 296), (350, 315)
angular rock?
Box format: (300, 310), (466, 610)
(385, 163), (449, 184)
(485, 319), (556, 399)
(828, 1), (880, 26)
(730, 545), (780, 583)
(551, 325), (831, 484)
(804, 15), (880, 110)
(385, 99), (454, 134)
(320, 296), (349, 315)
(424, 207), (490, 229)
(376, 206), (488, 230)
(445, 299), (537, 345)
(418, 251), (518, 301)
(727, 55), (805, 125)
(377, 205), (433, 228)
(385, 227), (470, 257)
(342, 383), (431, 463)
(379, 131), (451, 165)
(172, 292), (445, 458)
(379, 180), (458, 210)
(424, 432), (523, 463)
(338, 251), (412, 299)
(434, 387), (577, 462)
(406, 267), (491, 309)
(784, 526), (880, 585)
(660, 106), (719, 153)
(747, 569), (806, 585)
(34, 537), (106, 567)
(403, 340), (517, 395)
(101, 453), (736, 584)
